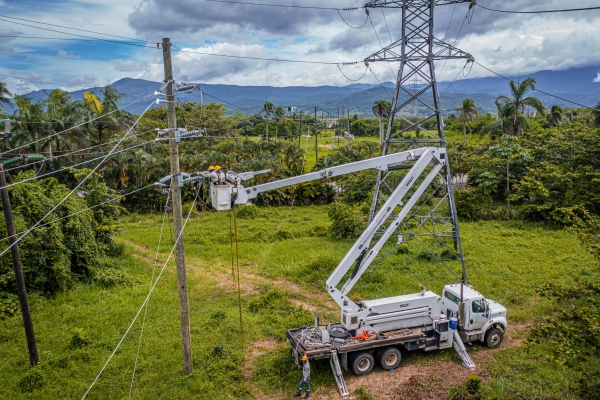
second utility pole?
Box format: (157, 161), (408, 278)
(314, 107), (318, 164)
(163, 37), (193, 375)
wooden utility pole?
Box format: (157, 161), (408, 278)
(0, 166), (38, 366)
(314, 107), (318, 164)
(162, 37), (193, 375)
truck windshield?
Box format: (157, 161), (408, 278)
(444, 291), (460, 304)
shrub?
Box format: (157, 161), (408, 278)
(328, 202), (367, 239)
(18, 367), (44, 393)
(70, 327), (90, 349)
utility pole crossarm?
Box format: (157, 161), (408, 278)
(364, 0), (468, 7)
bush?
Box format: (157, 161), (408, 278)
(328, 202), (367, 239)
(0, 291), (20, 319)
(236, 204), (262, 219)
(70, 327), (90, 348)
(18, 367), (44, 393)
(447, 375), (482, 400)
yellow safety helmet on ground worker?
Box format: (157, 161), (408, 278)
(208, 165), (215, 170)
(301, 355), (308, 362)
(215, 165), (221, 171)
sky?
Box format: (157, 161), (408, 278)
(2, 0), (600, 94)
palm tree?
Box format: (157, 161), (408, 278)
(0, 82), (13, 108)
(456, 98), (478, 142)
(546, 105), (563, 127)
(494, 78), (545, 136)
(79, 85), (133, 145)
(372, 99), (391, 144)
(259, 100), (275, 142)
(274, 106), (286, 140)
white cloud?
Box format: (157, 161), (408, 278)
(594, 73), (600, 83)
(58, 50), (81, 60)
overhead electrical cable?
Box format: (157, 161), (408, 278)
(0, 140), (153, 191)
(2, 131), (155, 174)
(0, 93), (155, 156)
(176, 48), (356, 65)
(337, 64), (368, 82)
(171, 44), (255, 96)
(200, 0), (347, 10)
(0, 14), (149, 42)
(473, 61), (600, 112)
(0, 72), (65, 87)
(337, 9), (369, 29)
(81, 187), (201, 400)
(0, 101), (155, 261)
(367, 14), (397, 81)
(0, 185), (151, 243)
(0, 35), (150, 46)
(475, 3), (600, 14)
(128, 191), (172, 399)
(0, 17), (157, 49)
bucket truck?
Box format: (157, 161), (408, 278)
(209, 147), (507, 396)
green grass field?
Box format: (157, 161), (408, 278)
(0, 204), (597, 399)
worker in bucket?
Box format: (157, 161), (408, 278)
(215, 165), (225, 185)
(208, 165), (219, 185)
(294, 355), (310, 398)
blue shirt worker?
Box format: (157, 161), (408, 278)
(294, 355), (310, 398)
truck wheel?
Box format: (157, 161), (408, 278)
(351, 351), (375, 376)
(485, 327), (504, 348)
(377, 347), (401, 370)
(327, 324), (350, 339)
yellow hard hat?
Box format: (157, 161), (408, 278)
(208, 165), (215, 170)
(301, 355), (308, 362)
(215, 165), (221, 171)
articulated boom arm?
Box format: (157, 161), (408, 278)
(231, 147), (446, 311)
(233, 148), (437, 205)
(325, 147), (446, 310)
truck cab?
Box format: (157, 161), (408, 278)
(442, 284), (507, 348)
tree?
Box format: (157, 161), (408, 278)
(546, 104), (563, 127)
(0, 82), (13, 108)
(274, 106), (286, 140)
(456, 98), (478, 142)
(80, 86), (133, 145)
(593, 101), (600, 127)
(372, 99), (391, 144)
(488, 135), (531, 212)
(492, 78), (545, 136)
(259, 101), (276, 142)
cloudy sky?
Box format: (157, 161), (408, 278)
(1, 0), (600, 93)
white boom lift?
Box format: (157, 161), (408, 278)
(208, 147), (507, 397)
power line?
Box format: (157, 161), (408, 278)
(0, 101), (155, 262)
(473, 61), (600, 113)
(176, 48), (355, 65)
(476, 3), (600, 14)
(0, 185), (151, 243)
(0, 73), (65, 87)
(199, 0), (349, 10)
(0, 17), (157, 49)
(2, 130), (155, 174)
(0, 35), (150, 46)
(337, 9), (369, 29)
(171, 44), (254, 96)
(1, 140), (154, 191)
(81, 187), (201, 400)
(0, 14), (149, 43)
(1, 93), (155, 156)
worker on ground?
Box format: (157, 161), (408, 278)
(215, 165), (225, 185)
(208, 165), (219, 185)
(294, 355), (310, 398)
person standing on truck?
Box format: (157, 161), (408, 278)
(208, 165), (219, 185)
(215, 165), (225, 185)
(294, 355), (310, 398)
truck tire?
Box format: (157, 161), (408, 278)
(377, 346), (401, 370)
(327, 324), (351, 339)
(485, 327), (504, 348)
(351, 351), (375, 376)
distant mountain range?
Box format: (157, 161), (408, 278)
(10, 65), (600, 117)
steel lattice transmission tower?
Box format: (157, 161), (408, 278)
(363, 0), (472, 283)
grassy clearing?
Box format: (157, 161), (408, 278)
(0, 205), (597, 399)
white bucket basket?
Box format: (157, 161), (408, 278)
(210, 183), (232, 211)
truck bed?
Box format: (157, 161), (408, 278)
(287, 326), (426, 361)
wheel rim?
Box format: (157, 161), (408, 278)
(385, 353), (398, 366)
(489, 333), (501, 346)
(357, 358), (371, 372)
